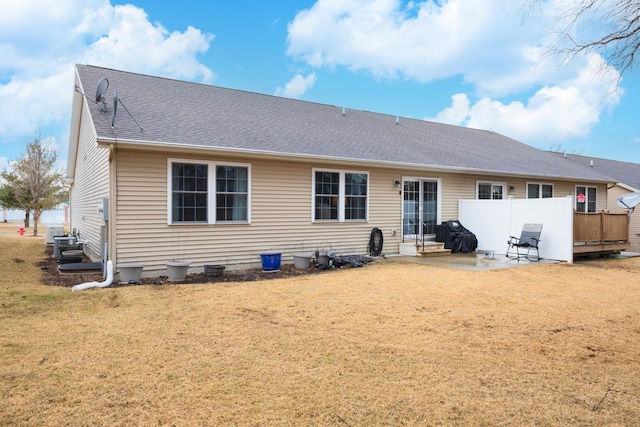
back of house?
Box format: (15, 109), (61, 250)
(67, 64), (615, 277)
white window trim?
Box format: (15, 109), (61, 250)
(311, 168), (369, 223)
(476, 181), (507, 200)
(526, 182), (554, 199)
(167, 158), (251, 225)
(575, 185), (597, 212)
(401, 176), (442, 235)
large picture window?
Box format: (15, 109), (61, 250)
(168, 159), (250, 224)
(313, 169), (368, 222)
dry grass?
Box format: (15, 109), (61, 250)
(1, 222), (640, 425)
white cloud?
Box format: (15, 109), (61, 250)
(288, 0), (623, 144)
(287, 0), (559, 95)
(431, 54), (621, 145)
(0, 0), (214, 156)
(275, 73), (317, 98)
(81, 5), (214, 82)
(431, 93), (470, 126)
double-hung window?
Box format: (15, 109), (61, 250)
(171, 162), (208, 222)
(345, 172), (368, 220)
(477, 182), (506, 200)
(169, 159), (250, 224)
(313, 169), (368, 222)
(216, 166), (248, 222)
(527, 183), (553, 199)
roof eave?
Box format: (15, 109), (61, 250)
(66, 69), (85, 180)
(617, 182), (640, 192)
(97, 137), (613, 184)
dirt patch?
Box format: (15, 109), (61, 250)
(39, 245), (343, 287)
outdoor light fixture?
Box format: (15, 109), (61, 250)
(509, 185), (515, 192)
(394, 180), (401, 188)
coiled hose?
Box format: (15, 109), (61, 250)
(368, 227), (383, 256)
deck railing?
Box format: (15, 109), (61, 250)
(573, 211), (629, 253)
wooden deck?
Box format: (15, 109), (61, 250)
(573, 211), (629, 255)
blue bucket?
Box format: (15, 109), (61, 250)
(260, 253), (281, 271)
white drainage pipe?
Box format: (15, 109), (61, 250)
(71, 260), (114, 292)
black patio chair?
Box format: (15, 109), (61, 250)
(506, 223), (543, 261)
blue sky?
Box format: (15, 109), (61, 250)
(1, 0), (639, 176)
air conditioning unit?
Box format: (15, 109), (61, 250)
(45, 225), (65, 245)
(53, 236), (76, 258)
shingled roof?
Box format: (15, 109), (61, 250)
(551, 153), (640, 190)
(72, 64), (612, 183)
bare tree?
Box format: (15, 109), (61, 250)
(546, 143), (583, 156)
(527, 0), (640, 78)
(1, 138), (65, 236)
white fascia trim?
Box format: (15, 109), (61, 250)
(99, 138), (613, 184)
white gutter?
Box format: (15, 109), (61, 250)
(97, 138), (613, 183)
(71, 260), (113, 292)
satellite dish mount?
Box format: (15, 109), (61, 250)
(111, 90), (118, 128)
(616, 192), (640, 223)
(87, 77), (143, 131)
(96, 78), (109, 112)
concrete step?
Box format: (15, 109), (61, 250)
(400, 241), (452, 257)
(417, 248), (452, 257)
(417, 241), (446, 252)
(416, 241), (451, 257)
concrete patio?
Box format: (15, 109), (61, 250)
(387, 250), (640, 272)
(387, 252), (559, 271)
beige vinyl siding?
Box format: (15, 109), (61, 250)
(468, 178), (606, 206)
(69, 105), (110, 261)
(555, 181), (607, 209)
(607, 185), (626, 213)
(453, 177), (606, 208)
(439, 175), (607, 220)
(608, 185), (639, 251)
(113, 149), (611, 276)
(439, 173), (477, 220)
(114, 151), (405, 275)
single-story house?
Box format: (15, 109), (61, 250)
(552, 153), (640, 251)
(67, 64), (616, 277)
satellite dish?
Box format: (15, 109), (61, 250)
(95, 78), (109, 103)
(617, 192), (640, 211)
(111, 90), (118, 128)
(617, 192), (640, 209)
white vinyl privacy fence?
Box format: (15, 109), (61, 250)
(458, 197), (574, 263)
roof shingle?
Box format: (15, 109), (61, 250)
(552, 153), (640, 190)
(75, 64), (613, 182)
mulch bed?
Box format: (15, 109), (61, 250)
(39, 246), (336, 288)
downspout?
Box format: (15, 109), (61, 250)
(71, 260), (114, 292)
(109, 143), (117, 269)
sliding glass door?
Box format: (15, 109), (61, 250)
(403, 179), (439, 238)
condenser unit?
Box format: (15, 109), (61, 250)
(45, 225), (65, 245)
